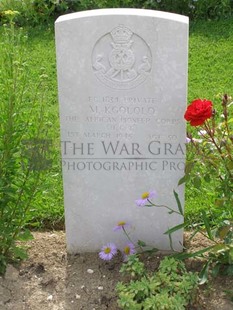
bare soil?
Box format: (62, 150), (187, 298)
(0, 231), (232, 310)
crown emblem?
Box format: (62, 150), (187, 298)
(110, 25), (133, 43)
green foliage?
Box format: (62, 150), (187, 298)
(117, 256), (198, 310)
(174, 217), (233, 281)
(0, 0), (71, 26)
(0, 0), (233, 26)
(0, 15), (50, 274)
(171, 95), (233, 282)
(12, 24), (63, 230)
(192, 0), (233, 20)
(186, 95), (233, 216)
(186, 24), (233, 220)
(162, 96), (233, 282)
(209, 219), (233, 274)
(120, 255), (146, 278)
(145, 0), (233, 20)
(186, 101), (232, 205)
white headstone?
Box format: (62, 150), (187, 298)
(55, 9), (189, 253)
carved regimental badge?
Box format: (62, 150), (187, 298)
(92, 25), (152, 90)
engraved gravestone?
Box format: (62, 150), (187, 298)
(55, 9), (189, 253)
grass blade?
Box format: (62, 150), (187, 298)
(173, 190), (183, 216)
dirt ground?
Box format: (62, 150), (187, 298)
(0, 231), (232, 310)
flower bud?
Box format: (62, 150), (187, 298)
(222, 94), (228, 107)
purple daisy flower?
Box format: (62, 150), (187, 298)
(113, 221), (130, 232)
(122, 243), (136, 261)
(135, 190), (156, 207)
(99, 243), (117, 261)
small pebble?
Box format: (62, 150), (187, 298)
(102, 275), (106, 278)
(81, 285), (85, 289)
(98, 286), (103, 290)
(75, 294), (81, 299)
(47, 295), (53, 301)
(71, 300), (74, 303)
(49, 233), (56, 237)
(87, 269), (94, 274)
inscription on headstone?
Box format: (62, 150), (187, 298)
(55, 9), (189, 253)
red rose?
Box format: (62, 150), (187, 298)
(184, 99), (213, 126)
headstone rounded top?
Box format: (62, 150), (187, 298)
(55, 8), (189, 24)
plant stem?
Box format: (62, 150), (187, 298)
(147, 199), (182, 216)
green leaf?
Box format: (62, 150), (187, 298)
(228, 248), (233, 263)
(185, 161), (195, 174)
(226, 160), (233, 170)
(211, 244), (228, 254)
(173, 190), (184, 216)
(212, 263), (221, 277)
(0, 255), (7, 275)
(143, 248), (159, 254)
(215, 198), (226, 207)
(174, 246), (215, 260)
(168, 232), (175, 252)
(226, 265), (233, 276)
(201, 210), (213, 240)
(199, 261), (210, 285)
(189, 229), (200, 241)
(193, 175), (201, 189)
(204, 174), (211, 183)
(164, 222), (186, 235)
(137, 240), (146, 247)
(178, 175), (187, 186)
(12, 246), (28, 260)
(218, 226), (231, 240)
(177, 161), (195, 185)
(18, 229), (34, 241)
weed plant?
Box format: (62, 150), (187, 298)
(116, 255), (198, 310)
(176, 95), (233, 279)
(0, 13), (51, 274)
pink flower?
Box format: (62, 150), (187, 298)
(135, 190), (156, 207)
(113, 221), (130, 232)
(122, 243), (136, 261)
(99, 243), (117, 261)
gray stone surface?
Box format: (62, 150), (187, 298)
(55, 9), (189, 253)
